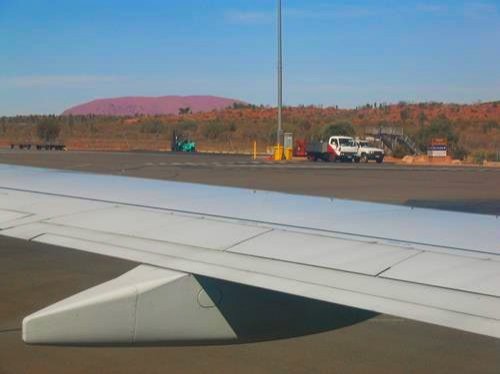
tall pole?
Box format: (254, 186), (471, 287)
(277, 0), (283, 149)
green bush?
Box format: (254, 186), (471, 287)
(37, 119), (61, 143)
(140, 121), (164, 134)
(418, 111), (427, 125)
(400, 107), (411, 121)
(392, 144), (410, 158)
(203, 122), (225, 140)
(415, 115), (458, 152)
(177, 120), (198, 132)
(482, 121), (499, 133)
(451, 145), (468, 160)
(472, 151), (488, 163)
(470, 151), (499, 163)
(321, 121), (355, 138)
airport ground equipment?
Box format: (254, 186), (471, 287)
(365, 127), (420, 155)
(293, 139), (307, 157)
(283, 133), (293, 161)
(306, 136), (359, 162)
(0, 164), (499, 345)
(355, 139), (385, 163)
(171, 130), (196, 153)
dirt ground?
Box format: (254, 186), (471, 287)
(0, 150), (499, 374)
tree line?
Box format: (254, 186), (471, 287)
(1, 103), (499, 161)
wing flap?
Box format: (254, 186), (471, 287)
(382, 252), (500, 296)
(228, 229), (421, 276)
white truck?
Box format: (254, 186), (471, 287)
(306, 136), (359, 162)
(355, 139), (385, 163)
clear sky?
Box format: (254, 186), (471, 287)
(1, 0), (499, 115)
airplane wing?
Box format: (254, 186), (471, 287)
(0, 164), (499, 345)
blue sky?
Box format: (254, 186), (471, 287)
(0, 0), (499, 115)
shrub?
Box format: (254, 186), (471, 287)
(400, 107), (411, 121)
(231, 102), (257, 109)
(418, 111), (427, 125)
(472, 151), (488, 164)
(177, 120), (198, 132)
(203, 122), (225, 140)
(140, 121), (164, 134)
(482, 121), (499, 133)
(37, 119), (61, 143)
(415, 115), (458, 152)
(321, 122), (355, 138)
(451, 144), (468, 160)
(392, 144), (410, 158)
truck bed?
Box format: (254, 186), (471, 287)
(305, 141), (328, 154)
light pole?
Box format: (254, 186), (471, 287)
(276, 0), (283, 154)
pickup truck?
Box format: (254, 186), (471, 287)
(306, 136), (358, 162)
(355, 140), (384, 163)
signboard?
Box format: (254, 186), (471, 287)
(427, 138), (448, 157)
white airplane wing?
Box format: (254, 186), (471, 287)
(0, 164), (499, 345)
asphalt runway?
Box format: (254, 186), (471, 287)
(0, 150), (499, 374)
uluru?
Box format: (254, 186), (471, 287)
(62, 95), (244, 116)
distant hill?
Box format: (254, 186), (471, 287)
(62, 95), (243, 116)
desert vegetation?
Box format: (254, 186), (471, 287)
(1, 102), (499, 161)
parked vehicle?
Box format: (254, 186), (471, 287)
(293, 139), (307, 157)
(10, 143), (66, 151)
(171, 130), (197, 153)
(306, 136), (358, 162)
(355, 140), (384, 163)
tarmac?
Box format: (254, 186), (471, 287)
(0, 150), (499, 374)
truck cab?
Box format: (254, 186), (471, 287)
(355, 139), (385, 163)
(327, 136), (358, 162)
